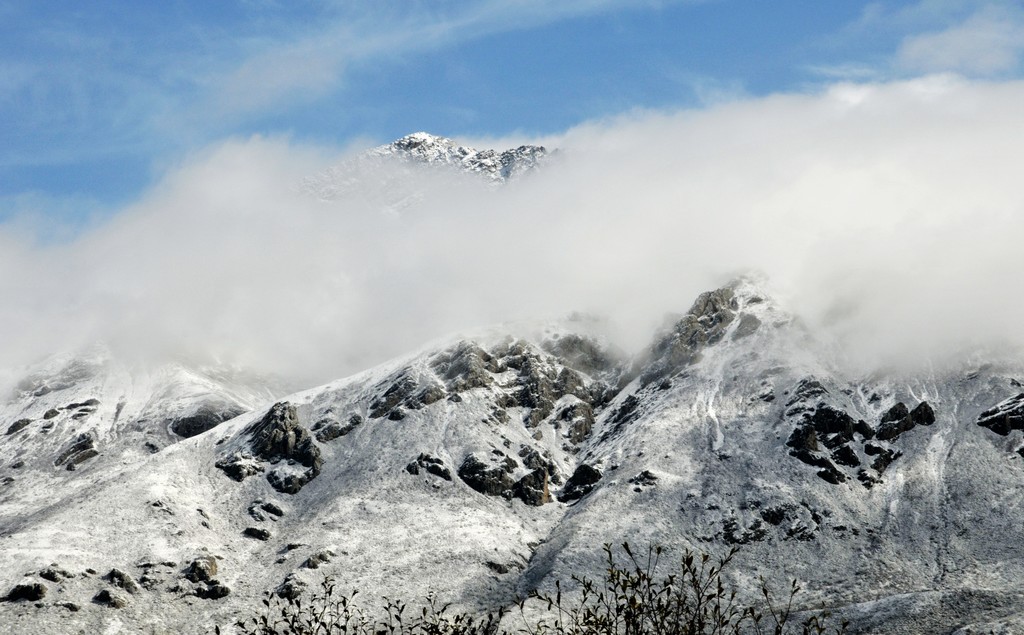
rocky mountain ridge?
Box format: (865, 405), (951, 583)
(4, 277), (1024, 633)
(301, 132), (549, 205)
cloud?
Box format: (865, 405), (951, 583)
(206, 0), (697, 118)
(3, 75), (1024, 385)
(896, 5), (1024, 75)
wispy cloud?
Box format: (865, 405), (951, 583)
(204, 0), (696, 120)
(896, 5), (1024, 75)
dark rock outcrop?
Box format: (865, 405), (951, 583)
(642, 287), (738, 384)
(38, 566), (73, 583)
(184, 556), (218, 583)
(405, 453), (452, 481)
(302, 550), (335, 570)
(243, 527), (271, 541)
(431, 342), (501, 393)
(558, 464), (602, 502)
(559, 402), (595, 444)
(218, 402), (322, 494)
(877, 401), (935, 441)
(977, 393), (1024, 436)
(458, 453), (517, 498)
(194, 580), (231, 599)
(54, 432), (98, 469)
(105, 568), (140, 594)
(170, 403), (245, 438)
(5, 419), (30, 435)
(315, 414), (362, 442)
(3, 582), (46, 602)
(93, 588), (127, 608)
(511, 469), (550, 506)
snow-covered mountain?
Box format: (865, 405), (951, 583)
(302, 132), (549, 206)
(4, 276), (1024, 633)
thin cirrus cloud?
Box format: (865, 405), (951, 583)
(895, 4), (1024, 75)
(2, 74), (1024, 386)
(205, 0), (694, 120)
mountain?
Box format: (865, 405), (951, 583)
(4, 276), (1024, 633)
(301, 132), (550, 206)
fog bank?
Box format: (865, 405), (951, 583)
(4, 75), (1023, 384)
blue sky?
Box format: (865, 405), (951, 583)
(2, 0), (1024, 225)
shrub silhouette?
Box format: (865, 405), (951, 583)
(220, 544), (847, 635)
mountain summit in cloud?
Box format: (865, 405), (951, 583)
(302, 132), (549, 202)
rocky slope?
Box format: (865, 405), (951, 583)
(3, 280), (1024, 634)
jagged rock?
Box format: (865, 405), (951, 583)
(243, 527), (271, 541)
(54, 432), (97, 468)
(106, 568), (140, 594)
(832, 444), (861, 468)
(542, 333), (618, 376)
(432, 342), (500, 392)
(458, 453), (517, 497)
(64, 398), (100, 409)
(215, 453), (264, 481)
(559, 464), (602, 502)
(315, 414), (362, 442)
(170, 403), (245, 438)
(807, 406), (857, 447)
(5, 419), (30, 435)
(267, 469), (316, 495)
(406, 453), (452, 481)
(58, 602), (80, 612)
(65, 449), (99, 470)
(559, 402), (594, 443)
(10, 460), (24, 469)
(608, 394), (641, 428)
(816, 465), (847, 484)
(247, 403), (321, 469)
(978, 393), (1024, 435)
(184, 556), (218, 583)
(302, 550), (335, 569)
(369, 374), (417, 418)
(871, 448), (902, 475)
(877, 401), (934, 441)
(910, 401), (936, 426)
(3, 582), (46, 602)
(485, 561), (510, 574)
(93, 588), (127, 608)
(220, 402), (322, 494)
(518, 447), (560, 484)
(629, 470), (659, 487)
(194, 580), (231, 599)
(787, 425), (820, 453)
(853, 419), (875, 440)
(38, 565), (73, 583)
(276, 574), (306, 599)
(512, 469), (551, 506)
(642, 287), (738, 384)
(261, 501), (285, 517)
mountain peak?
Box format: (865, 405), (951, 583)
(302, 132), (551, 203)
(371, 131), (549, 184)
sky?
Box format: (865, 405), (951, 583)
(3, 0), (1024, 383)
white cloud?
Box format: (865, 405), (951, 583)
(896, 5), (1024, 75)
(3, 75), (1024, 384)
